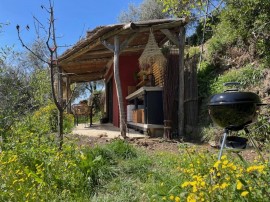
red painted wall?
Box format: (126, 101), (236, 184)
(107, 54), (140, 127)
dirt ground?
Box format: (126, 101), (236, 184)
(70, 133), (269, 162)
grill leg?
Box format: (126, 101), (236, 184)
(218, 129), (228, 160)
(244, 128), (265, 163)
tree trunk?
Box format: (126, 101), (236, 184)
(113, 36), (126, 138)
(57, 66), (64, 150)
(178, 26), (185, 137)
(58, 109), (64, 150)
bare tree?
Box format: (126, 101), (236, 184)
(17, 0), (75, 150)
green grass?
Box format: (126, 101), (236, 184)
(1, 134), (269, 202)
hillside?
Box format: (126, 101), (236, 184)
(190, 0), (270, 143)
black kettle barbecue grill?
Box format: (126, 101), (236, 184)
(208, 82), (266, 160)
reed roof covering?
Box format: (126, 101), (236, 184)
(58, 18), (188, 83)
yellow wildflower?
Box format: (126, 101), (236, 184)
(223, 160), (228, 165)
(213, 160), (221, 169)
(212, 184), (219, 191)
(190, 181), (197, 186)
(220, 182), (229, 189)
(169, 195), (175, 200)
(162, 196), (166, 201)
(241, 191), (249, 197)
(181, 181), (190, 188)
(187, 193), (196, 202)
(209, 168), (215, 174)
(192, 186), (198, 193)
(236, 181), (243, 190)
(200, 181), (206, 187)
(221, 155), (227, 160)
(247, 165), (265, 173)
(175, 196), (180, 202)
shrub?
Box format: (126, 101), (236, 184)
(197, 61), (216, 98)
(249, 105), (270, 143)
(152, 147), (270, 202)
(63, 112), (74, 133)
(0, 134), (140, 201)
(107, 139), (137, 159)
(210, 65), (263, 94)
(14, 103), (74, 136)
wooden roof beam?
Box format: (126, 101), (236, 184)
(63, 57), (111, 66)
(59, 38), (101, 63)
(69, 71), (105, 83)
(161, 29), (179, 47)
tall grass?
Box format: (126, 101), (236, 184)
(1, 131), (269, 201)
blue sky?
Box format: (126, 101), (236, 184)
(0, 0), (142, 53)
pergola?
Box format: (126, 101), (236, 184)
(58, 18), (188, 83)
(58, 18), (188, 136)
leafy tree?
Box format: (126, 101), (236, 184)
(118, 3), (140, 23)
(207, 0), (270, 65)
(187, 12), (219, 46)
(0, 50), (35, 139)
(72, 80), (104, 103)
(160, 0), (209, 18)
(118, 0), (167, 23)
(0, 40), (51, 140)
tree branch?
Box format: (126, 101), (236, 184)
(16, 27), (49, 65)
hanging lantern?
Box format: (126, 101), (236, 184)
(139, 29), (167, 70)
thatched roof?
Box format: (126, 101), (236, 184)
(58, 18), (188, 83)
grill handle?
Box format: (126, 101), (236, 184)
(224, 82), (240, 86)
(224, 82), (240, 92)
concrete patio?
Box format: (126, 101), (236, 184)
(72, 123), (147, 139)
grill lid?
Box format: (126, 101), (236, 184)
(208, 92), (262, 106)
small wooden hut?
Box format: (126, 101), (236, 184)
(58, 18), (198, 137)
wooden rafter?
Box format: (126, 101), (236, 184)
(161, 29), (179, 47)
(68, 71), (105, 83)
(59, 38), (101, 63)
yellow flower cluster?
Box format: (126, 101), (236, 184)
(168, 195), (181, 202)
(162, 150), (270, 202)
(181, 174), (206, 193)
(246, 165), (265, 173)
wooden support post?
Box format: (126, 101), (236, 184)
(66, 76), (72, 113)
(178, 26), (185, 137)
(113, 36), (126, 137)
(90, 106), (93, 127)
(102, 34), (137, 138)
